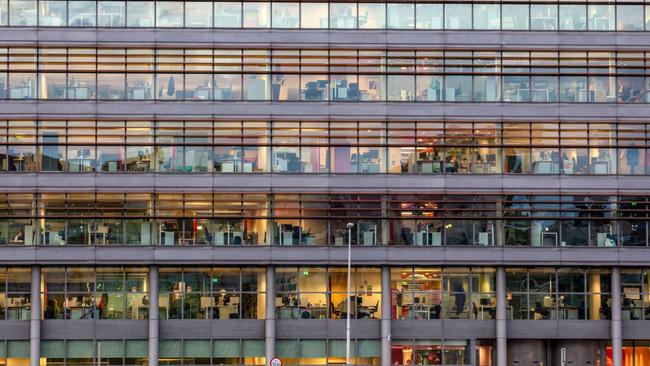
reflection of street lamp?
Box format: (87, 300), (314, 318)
(346, 222), (354, 366)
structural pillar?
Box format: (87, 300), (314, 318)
(611, 267), (622, 366)
(469, 339), (477, 366)
(266, 266), (276, 363)
(381, 266), (391, 366)
(496, 266), (507, 366)
(30, 265), (40, 366)
(148, 266), (159, 366)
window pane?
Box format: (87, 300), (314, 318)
(502, 4), (529, 30)
(272, 3), (299, 28)
(588, 5), (614, 31)
(445, 4), (471, 29)
(215, 2), (242, 27)
(531, 5), (557, 30)
(473, 4), (500, 30)
(559, 5), (586, 31)
(301, 3), (327, 29)
(39, 1), (66, 26)
(387, 3), (414, 29)
(416, 4), (442, 29)
(243, 2), (269, 27)
(330, 3), (356, 29)
(186, 2), (213, 28)
(617, 5), (643, 31)
(68, 1), (96, 27)
(126, 1), (154, 27)
(157, 1), (182, 27)
(360, 3), (384, 29)
(98, 1), (125, 27)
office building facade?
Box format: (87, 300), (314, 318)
(1, 1), (650, 366)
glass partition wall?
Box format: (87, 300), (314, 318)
(158, 267), (265, 320)
(41, 267), (149, 320)
(0, 267), (31, 320)
(275, 267), (381, 319)
(0, 193), (648, 247)
(0, 120), (648, 175)
(391, 267), (495, 320)
(505, 267), (611, 320)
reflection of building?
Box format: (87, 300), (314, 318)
(2, 2), (650, 366)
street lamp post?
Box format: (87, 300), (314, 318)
(346, 222), (354, 366)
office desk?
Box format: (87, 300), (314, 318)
(552, 306), (581, 320)
(10, 85), (33, 99)
(279, 306), (328, 319)
(331, 15), (357, 28)
(179, 238), (195, 246)
(622, 308), (643, 320)
(194, 87), (212, 100)
(416, 160), (443, 174)
(69, 306), (96, 319)
(361, 162), (381, 173)
(306, 306), (327, 319)
(361, 230), (376, 245)
(470, 162), (493, 174)
(67, 87), (90, 99)
(6, 303), (30, 320)
(403, 304), (433, 319)
(532, 160), (560, 174)
(590, 160), (609, 174)
(415, 231), (442, 246)
(160, 231), (175, 245)
(130, 87), (150, 100)
(277, 307), (298, 319)
(215, 305), (238, 319)
(478, 305), (513, 320)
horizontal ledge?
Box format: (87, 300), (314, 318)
(0, 246), (646, 266)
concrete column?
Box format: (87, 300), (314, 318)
(469, 339), (477, 366)
(266, 266), (276, 363)
(30, 266), (40, 366)
(148, 266), (159, 366)
(611, 267), (622, 366)
(381, 266), (391, 366)
(496, 267), (507, 366)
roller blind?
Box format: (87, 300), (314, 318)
(184, 340), (211, 358)
(276, 340), (299, 358)
(301, 340), (326, 358)
(40, 340), (65, 358)
(358, 340), (380, 357)
(159, 340), (181, 358)
(98, 340), (124, 358)
(125, 340), (148, 358)
(213, 340), (240, 357)
(242, 340), (264, 358)
(67, 340), (94, 359)
(8, 341), (30, 358)
(329, 340), (355, 357)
